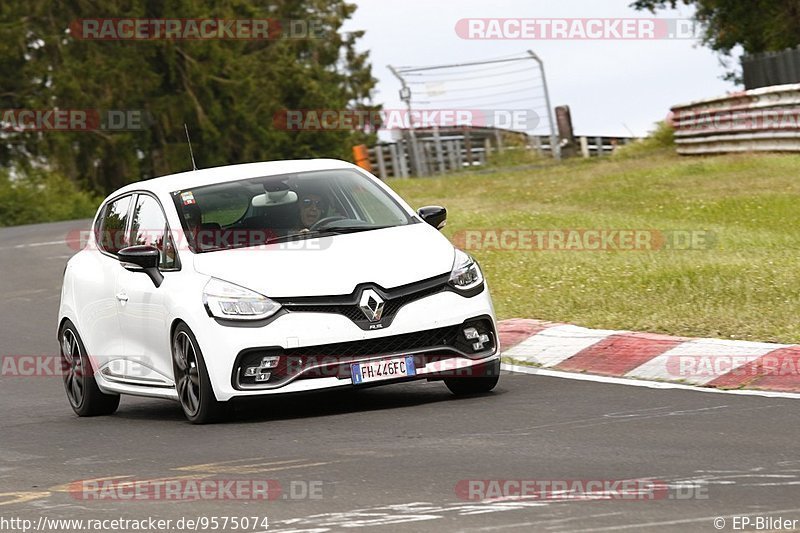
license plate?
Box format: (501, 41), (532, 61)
(351, 356), (416, 385)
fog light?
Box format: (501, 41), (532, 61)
(469, 331), (491, 352)
(260, 356), (279, 369)
(255, 372), (271, 382)
(244, 366), (258, 377)
(463, 327), (479, 340)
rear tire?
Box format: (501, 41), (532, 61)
(59, 320), (120, 417)
(172, 323), (229, 424)
(444, 358), (500, 396)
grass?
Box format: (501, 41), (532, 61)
(387, 149), (800, 344)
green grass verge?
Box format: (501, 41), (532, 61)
(387, 150), (800, 344)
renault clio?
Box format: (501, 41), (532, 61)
(58, 160), (500, 423)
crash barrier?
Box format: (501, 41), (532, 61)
(671, 83), (800, 155)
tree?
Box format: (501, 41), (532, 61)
(0, 0), (378, 194)
(632, 0), (800, 54)
(632, 0), (800, 80)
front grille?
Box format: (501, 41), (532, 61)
(275, 273), (450, 330)
(284, 324), (459, 358)
(233, 316), (496, 389)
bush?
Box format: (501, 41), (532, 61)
(0, 169), (100, 226)
(613, 121), (675, 159)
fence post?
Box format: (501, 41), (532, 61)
(375, 144), (387, 180)
(580, 136), (589, 158)
(465, 130), (473, 167)
(494, 129), (504, 153)
(595, 136), (603, 157)
(532, 135), (542, 155)
(396, 140), (409, 178)
(423, 141), (434, 175)
(433, 126), (446, 174)
(388, 143), (401, 178)
(455, 139), (464, 169)
(447, 140), (458, 172)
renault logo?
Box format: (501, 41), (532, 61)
(359, 289), (385, 322)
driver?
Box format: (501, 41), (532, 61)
(181, 203), (205, 248)
(182, 203), (202, 232)
(297, 192), (329, 230)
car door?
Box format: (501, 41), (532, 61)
(115, 193), (179, 387)
(76, 194), (133, 374)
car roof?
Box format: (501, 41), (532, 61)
(105, 158), (360, 202)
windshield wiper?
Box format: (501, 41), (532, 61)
(198, 226), (396, 251)
(307, 225), (395, 236)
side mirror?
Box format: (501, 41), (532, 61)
(118, 245), (164, 287)
(417, 206), (447, 230)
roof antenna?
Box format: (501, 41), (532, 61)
(184, 123), (197, 171)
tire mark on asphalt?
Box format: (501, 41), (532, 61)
(174, 458), (334, 474)
(0, 492), (51, 507)
(478, 404), (783, 436)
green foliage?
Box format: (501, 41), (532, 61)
(0, 169), (100, 226)
(631, 0), (800, 75)
(613, 121), (675, 158)
(0, 0), (377, 195)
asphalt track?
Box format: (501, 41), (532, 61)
(1, 220), (800, 532)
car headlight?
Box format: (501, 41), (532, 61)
(449, 249), (484, 292)
(202, 278), (281, 320)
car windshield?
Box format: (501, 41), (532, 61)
(171, 169), (414, 253)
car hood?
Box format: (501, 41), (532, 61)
(192, 223), (455, 297)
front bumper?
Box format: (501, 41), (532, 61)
(189, 287), (498, 401)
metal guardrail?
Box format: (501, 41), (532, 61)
(670, 83), (800, 155)
(366, 129), (633, 179)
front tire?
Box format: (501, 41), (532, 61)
(59, 320), (120, 417)
(172, 323), (228, 424)
(444, 359), (500, 395)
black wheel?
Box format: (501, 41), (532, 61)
(59, 320), (120, 417)
(444, 359), (500, 396)
(172, 323), (229, 424)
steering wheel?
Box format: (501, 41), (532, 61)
(309, 215), (348, 231)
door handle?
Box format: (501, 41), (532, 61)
(115, 292), (129, 302)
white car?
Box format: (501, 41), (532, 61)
(58, 159), (500, 423)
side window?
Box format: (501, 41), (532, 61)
(130, 195), (178, 269)
(98, 195), (132, 255)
